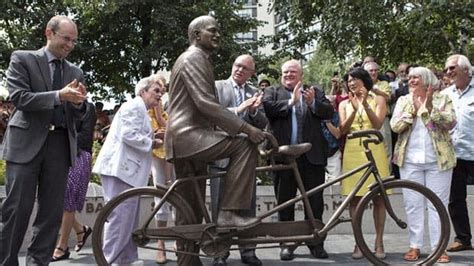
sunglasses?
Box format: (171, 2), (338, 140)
(445, 65), (457, 72)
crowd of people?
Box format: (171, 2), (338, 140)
(0, 13), (472, 266)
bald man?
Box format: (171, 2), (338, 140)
(1, 15), (87, 265)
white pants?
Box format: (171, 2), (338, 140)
(151, 157), (176, 221)
(101, 175), (140, 264)
(399, 162), (452, 250)
(326, 149), (342, 179)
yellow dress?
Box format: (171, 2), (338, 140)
(148, 107), (168, 159)
(341, 96), (390, 196)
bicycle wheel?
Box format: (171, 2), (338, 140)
(92, 186), (198, 265)
(352, 179), (450, 265)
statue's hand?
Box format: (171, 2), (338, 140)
(242, 123), (265, 144)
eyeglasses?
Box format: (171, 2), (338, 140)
(234, 63), (254, 72)
(445, 65), (457, 72)
(53, 30), (78, 45)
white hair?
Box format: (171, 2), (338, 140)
(281, 59), (302, 73)
(446, 54), (472, 76)
(409, 67), (439, 89)
(134, 75), (161, 96)
(363, 61), (379, 71)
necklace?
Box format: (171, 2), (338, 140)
(356, 106), (364, 130)
(355, 103), (365, 145)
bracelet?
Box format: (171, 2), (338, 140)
(364, 105), (372, 111)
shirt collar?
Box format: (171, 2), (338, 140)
(448, 76), (473, 95)
(44, 48), (61, 63)
(466, 77), (474, 94)
(231, 79), (244, 90)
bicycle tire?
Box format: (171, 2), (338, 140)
(352, 179), (450, 265)
(92, 186), (198, 265)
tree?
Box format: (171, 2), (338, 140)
(304, 46), (347, 92)
(0, 1), (263, 101)
(270, 1), (474, 69)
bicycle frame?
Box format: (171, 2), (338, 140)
(140, 131), (404, 249)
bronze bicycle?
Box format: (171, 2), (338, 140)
(92, 129), (449, 265)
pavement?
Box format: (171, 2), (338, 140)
(11, 186), (474, 265)
(18, 233), (474, 265)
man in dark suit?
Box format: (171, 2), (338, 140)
(263, 59), (333, 261)
(211, 54), (268, 266)
(0, 15), (87, 265)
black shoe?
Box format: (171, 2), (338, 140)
(75, 225), (92, 252)
(213, 257), (227, 266)
(51, 246), (70, 262)
(241, 254), (262, 266)
(280, 247), (295, 261)
(309, 244), (328, 259)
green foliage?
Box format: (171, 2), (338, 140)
(1, 1), (263, 101)
(0, 1), (78, 71)
(304, 46), (347, 92)
(0, 160), (5, 185)
(90, 140), (102, 185)
(256, 154), (273, 186)
(270, 0), (474, 69)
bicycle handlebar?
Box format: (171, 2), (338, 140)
(347, 129), (384, 145)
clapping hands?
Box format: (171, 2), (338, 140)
(59, 79), (87, 105)
(349, 86), (369, 110)
(413, 85), (434, 113)
(237, 93), (263, 114)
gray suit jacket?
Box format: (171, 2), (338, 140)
(1, 48), (85, 165)
(214, 78), (268, 168)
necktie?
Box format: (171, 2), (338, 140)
(52, 59), (62, 91)
(52, 59), (65, 127)
(235, 86), (243, 106)
(295, 100), (304, 143)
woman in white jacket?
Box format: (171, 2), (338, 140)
(93, 75), (163, 265)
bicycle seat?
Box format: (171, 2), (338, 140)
(276, 143), (312, 159)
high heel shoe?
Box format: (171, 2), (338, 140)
(374, 244), (386, 259)
(51, 246), (70, 262)
(352, 245), (364, 259)
(75, 225), (92, 252)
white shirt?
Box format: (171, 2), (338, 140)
(404, 117), (437, 164)
(441, 78), (474, 160)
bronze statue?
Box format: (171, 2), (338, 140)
(164, 15), (265, 265)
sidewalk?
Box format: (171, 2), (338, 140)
(10, 186), (474, 265)
(18, 233), (474, 265)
